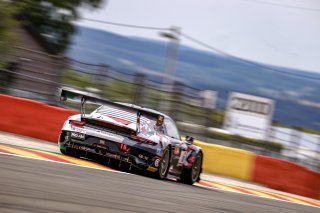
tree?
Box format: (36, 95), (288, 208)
(0, 1), (16, 67)
(14, 0), (105, 54)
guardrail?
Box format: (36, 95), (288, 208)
(194, 140), (254, 180)
(0, 94), (77, 142)
(253, 155), (320, 200)
(193, 140), (319, 199)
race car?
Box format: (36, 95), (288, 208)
(58, 88), (203, 184)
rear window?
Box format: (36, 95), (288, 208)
(93, 105), (151, 125)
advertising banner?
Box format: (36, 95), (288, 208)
(223, 92), (275, 140)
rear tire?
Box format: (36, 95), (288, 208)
(154, 147), (171, 180)
(180, 152), (202, 185)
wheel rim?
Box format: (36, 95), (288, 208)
(191, 154), (202, 181)
(160, 149), (169, 177)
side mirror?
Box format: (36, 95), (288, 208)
(185, 136), (194, 144)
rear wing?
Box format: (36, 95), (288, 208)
(59, 88), (165, 131)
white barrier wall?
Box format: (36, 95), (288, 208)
(270, 126), (320, 160)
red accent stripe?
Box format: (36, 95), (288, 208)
(216, 182), (285, 199)
(202, 180), (320, 207)
(217, 183), (257, 196)
(205, 180), (290, 201)
(158, 134), (163, 147)
(231, 184), (320, 207)
(261, 190), (320, 206)
(281, 195), (320, 207)
(130, 135), (156, 145)
(3, 146), (72, 164)
(198, 181), (218, 188)
(109, 116), (131, 125)
(261, 191), (302, 202)
(0, 148), (14, 154)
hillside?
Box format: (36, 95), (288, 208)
(66, 26), (320, 130)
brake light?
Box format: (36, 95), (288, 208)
(188, 156), (196, 162)
(69, 120), (86, 128)
(130, 135), (157, 145)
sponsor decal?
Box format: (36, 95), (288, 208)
(230, 97), (271, 115)
(71, 144), (87, 150)
(179, 150), (186, 164)
(138, 154), (149, 160)
(70, 132), (85, 140)
(154, 158), (160, 167)
(103, 152), (130, 162)
(95, 130), (124, 143)
(178, 149), (192, 164)
(106, 153), (121, 160)
(71, 126), (87, 134)
(96, 144), (107, 149)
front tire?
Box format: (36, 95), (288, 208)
(180, 152), (203, 185)
(154, 147), (171, 179)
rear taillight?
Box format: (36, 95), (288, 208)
(69, 120), (86, 128)
(188, 156), (195, 162)
(130, 135), (157, 145)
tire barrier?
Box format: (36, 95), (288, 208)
(253, 155), (320, 200)
(194, 140), (254, 180)
(0, 94), (77, 142)
(0, 95), (319, 199)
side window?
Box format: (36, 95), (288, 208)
(164, 119), (180, 139)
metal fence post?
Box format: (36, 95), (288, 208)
(133, 73), (146, 106)
(290, 128), (301, 162)
(98, 64), (110, 86)
(317, 136), (320, 171)
(170, 81), (184, 121)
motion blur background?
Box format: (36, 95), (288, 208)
(0, 0), (319, 171)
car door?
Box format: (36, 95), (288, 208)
(164, 118), (187, 176)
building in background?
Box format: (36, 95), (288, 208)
(200, 90), (217, 109)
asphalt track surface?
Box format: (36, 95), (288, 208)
(0, 154), (318, 213)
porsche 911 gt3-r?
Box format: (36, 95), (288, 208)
(58, 88), (203, 184)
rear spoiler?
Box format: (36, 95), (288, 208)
(59, 88), (165, 131)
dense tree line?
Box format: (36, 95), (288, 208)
(0, 1), (16, 65)
(0, 0), (105, 54)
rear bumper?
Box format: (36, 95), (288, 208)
(59, 131), (160, 171)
